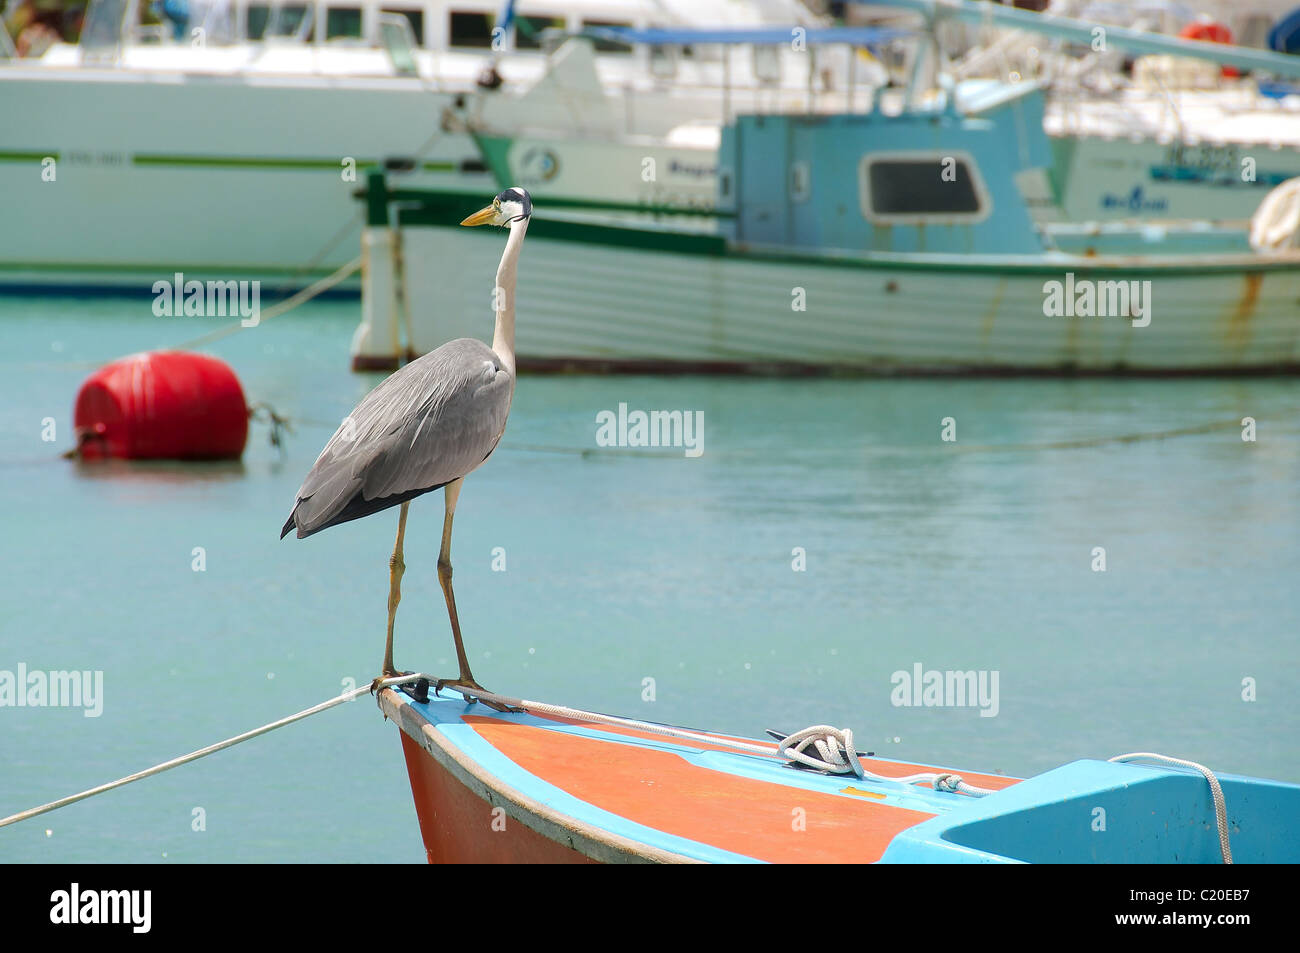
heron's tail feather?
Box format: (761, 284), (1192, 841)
(280, 483), (444, 540)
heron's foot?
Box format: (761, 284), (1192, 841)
(371, 669), (414, 695)
(434, 676), (522, 713)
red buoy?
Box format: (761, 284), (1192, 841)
(74, 351), (249, 460)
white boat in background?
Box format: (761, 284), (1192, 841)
(460, 4), (1300, 239)
(8, 0), (1300, 295)
(456, 0), (1300, 245)
(0, 0), (853, 291)
(351, 24), (1300, 375)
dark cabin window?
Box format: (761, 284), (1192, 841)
(867, 159), (981, 216)
(325, 7), (363, 39)
(247, 4), (269, 38)
(449, 11), (493, 47)
(515, 14), (564, 49)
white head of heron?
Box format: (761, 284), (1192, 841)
(460, 187), (532, 227)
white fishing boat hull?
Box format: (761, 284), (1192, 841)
(360, 220), (1300, 373)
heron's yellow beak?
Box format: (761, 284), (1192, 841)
(460, 205), (496, 227)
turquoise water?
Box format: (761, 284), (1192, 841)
(2, 294), (1298, 862)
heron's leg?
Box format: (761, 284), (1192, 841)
(434, 480), (519, 713)
(379, 501), (410, 680)
(436, 479), (475, 685)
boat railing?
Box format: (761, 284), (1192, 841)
(447, 27), (917, 149)
(866, 0), (1300, 77)
(1146, 68), (1188, 142)
(872, 0), (1300, 146)
(576, 25), (912, 126)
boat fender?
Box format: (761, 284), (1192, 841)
(1250, 177), (1300, 253)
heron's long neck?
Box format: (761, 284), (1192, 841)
(492, 217), (528, 376)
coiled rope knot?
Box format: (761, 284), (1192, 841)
(933, 773), (966, 794)
(774, 724), (996, 797)
(777, 726), (866, 777)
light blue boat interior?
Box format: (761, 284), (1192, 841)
(883, 760), (1300, 863)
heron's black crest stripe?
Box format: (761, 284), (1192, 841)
(499, 187), (532, 220)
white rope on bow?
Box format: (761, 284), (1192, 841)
(433, 686), (997, 797)
(775, 725), (997, 796)
(1108, 752), (1233, 864)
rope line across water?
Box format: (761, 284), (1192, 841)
(0, 673), (425, 830)
(21, 256), (362, 373)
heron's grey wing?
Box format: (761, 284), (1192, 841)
(360, 340), (514, 499)
(287, 339), (513, 535)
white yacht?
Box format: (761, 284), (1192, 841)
(0, 0), (838, 289)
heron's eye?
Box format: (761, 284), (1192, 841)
(493, 198), (501, 209)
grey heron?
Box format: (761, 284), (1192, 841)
(281, 187), (532, 710)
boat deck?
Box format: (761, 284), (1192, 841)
(378, 687), (1020, 863)
(379, 687), (1300, 863)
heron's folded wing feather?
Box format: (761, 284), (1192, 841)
(360, 342), (513, 499)
(287, 339), (512, 532)
(289, 430), (397, 530)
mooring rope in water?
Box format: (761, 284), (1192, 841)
(1108, 752), (1233, 864)
(266, 212), (363, 301)
(268, 420), (1284, 462)
(950, 418), (1250, 453)
(22, 256), (363, 373)
(271, 424), (697, 460)
(168, 255), (362, 353)
(0, 673), (425, 831)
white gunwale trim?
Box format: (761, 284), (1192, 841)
(859, 149), (993, 226)
(377, 689), (700, 864)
